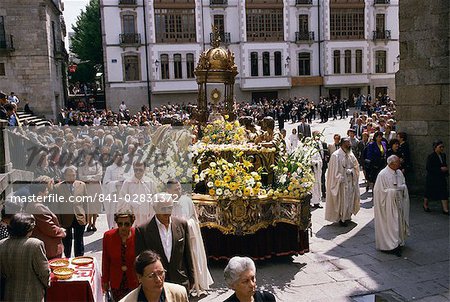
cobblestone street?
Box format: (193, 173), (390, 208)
(84, 115), (449, 302)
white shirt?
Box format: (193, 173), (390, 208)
(8, 95), (19, 104)
(118, 175), (156, 226)
(93, 117), (101, 126)
(155, 216), (172, 262)
(103, 163), (126, 194)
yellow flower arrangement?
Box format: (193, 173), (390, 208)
(201, 116), (247, 145)
(194, 155), (264, 199)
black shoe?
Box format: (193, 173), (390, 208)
(442, 210), (449, 216)
(393, 246), (402, 257)
(423, 206), (431, 213)
(339, 221), (348, 227)
(313, 204), (323, 209)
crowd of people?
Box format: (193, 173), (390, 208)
(0, 90), (448, 301)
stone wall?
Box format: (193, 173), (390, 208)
(395, 0), (449, 195)
(0, 0), (65, 120)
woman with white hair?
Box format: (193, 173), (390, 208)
(223, 256), (276, 302)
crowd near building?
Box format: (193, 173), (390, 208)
(101, 0), (399, 112)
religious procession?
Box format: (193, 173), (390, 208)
(0, 26), (448, 302)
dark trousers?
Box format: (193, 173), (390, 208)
(62, 216), (85, 257)
(321, 166), (327, 197)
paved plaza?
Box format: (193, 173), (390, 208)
(84, 115), (449, 302)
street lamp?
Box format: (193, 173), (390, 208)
(155, 59), (160, 72)
(285, 56), (291, 68)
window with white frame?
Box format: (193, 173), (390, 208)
(174, 54), (182, 79)
(262, 52), (270, 76)
(160, 54), (169, 79)
(124, 54), (140, 81)
(251, 52), (258, 76)
(344, 50), (351, 73)
(298, 52), (311, 76)
(375, 50), (386, 73)
(274, 51), (282, 75)
(333, 50), (341, 74)
(355, 49), (362, 73)
(186, 53), (195, 78)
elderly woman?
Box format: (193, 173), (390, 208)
(119, 250), (188, 302)
(102, 212), (139, 301)
(0, 213), (50, 302)
(223, 256), (276, 302)
(423, 140), (449, 214)
(365, 131), (387, 190)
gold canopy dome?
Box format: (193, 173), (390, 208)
(203, 47), (230, 70)
(194, 26), (238, 84)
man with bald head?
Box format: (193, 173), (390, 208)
(373, 155), (410, 257)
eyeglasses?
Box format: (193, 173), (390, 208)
(144, 270), (166, 280)
(134, 168), (145, 172)
(117, 222), (131, 227)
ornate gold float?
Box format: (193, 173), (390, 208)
(193, 194), (311, 236)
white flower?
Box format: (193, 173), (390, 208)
(216, 188), (223, 196)
(283, 167), (288, 173)
(224, 189), (231, 196)
(236, 190), (243, 197)
(207, 181), (214, 188)
(246, 178), (255, 186)
(210, 162), (217, 168)
(280, 175), (287, 184)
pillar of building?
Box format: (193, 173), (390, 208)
(395, 0), (449, 194)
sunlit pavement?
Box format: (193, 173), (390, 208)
(84, 111), (449, 302)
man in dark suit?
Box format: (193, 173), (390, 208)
(297, 116), (311, 140)
(54, 166), (88, 257)
(135, 196), (194, 291)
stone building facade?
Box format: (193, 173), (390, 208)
(101, 0), (399, 112)
(0, 0), (67, 120)
(395, 0), (449, 194)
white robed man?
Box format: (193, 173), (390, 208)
(102, 151), (126, 229)
(118, 161), (156, 226)
(168, 180), (214, 296)
(373, 155), (410, 257)
(325, 137), (360, 226)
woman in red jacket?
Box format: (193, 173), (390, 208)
(102, 212), (139, 301)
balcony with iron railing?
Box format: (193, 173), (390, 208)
(210, 0), (228, 6)
(119, 0), (137, 6)
(372, 30), (391, 41)
(374, 0), (390, 5)
(120, 33), (141, 46)
(295, 31), (314, 43)
(0, 35), (15, 54)
(210, 32), (231, 45)
(295, 0), (313, 5)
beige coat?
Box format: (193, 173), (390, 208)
(325, 148), (360, 222)
(119, 283), (188, 302)
(54, 180), (88, 227)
